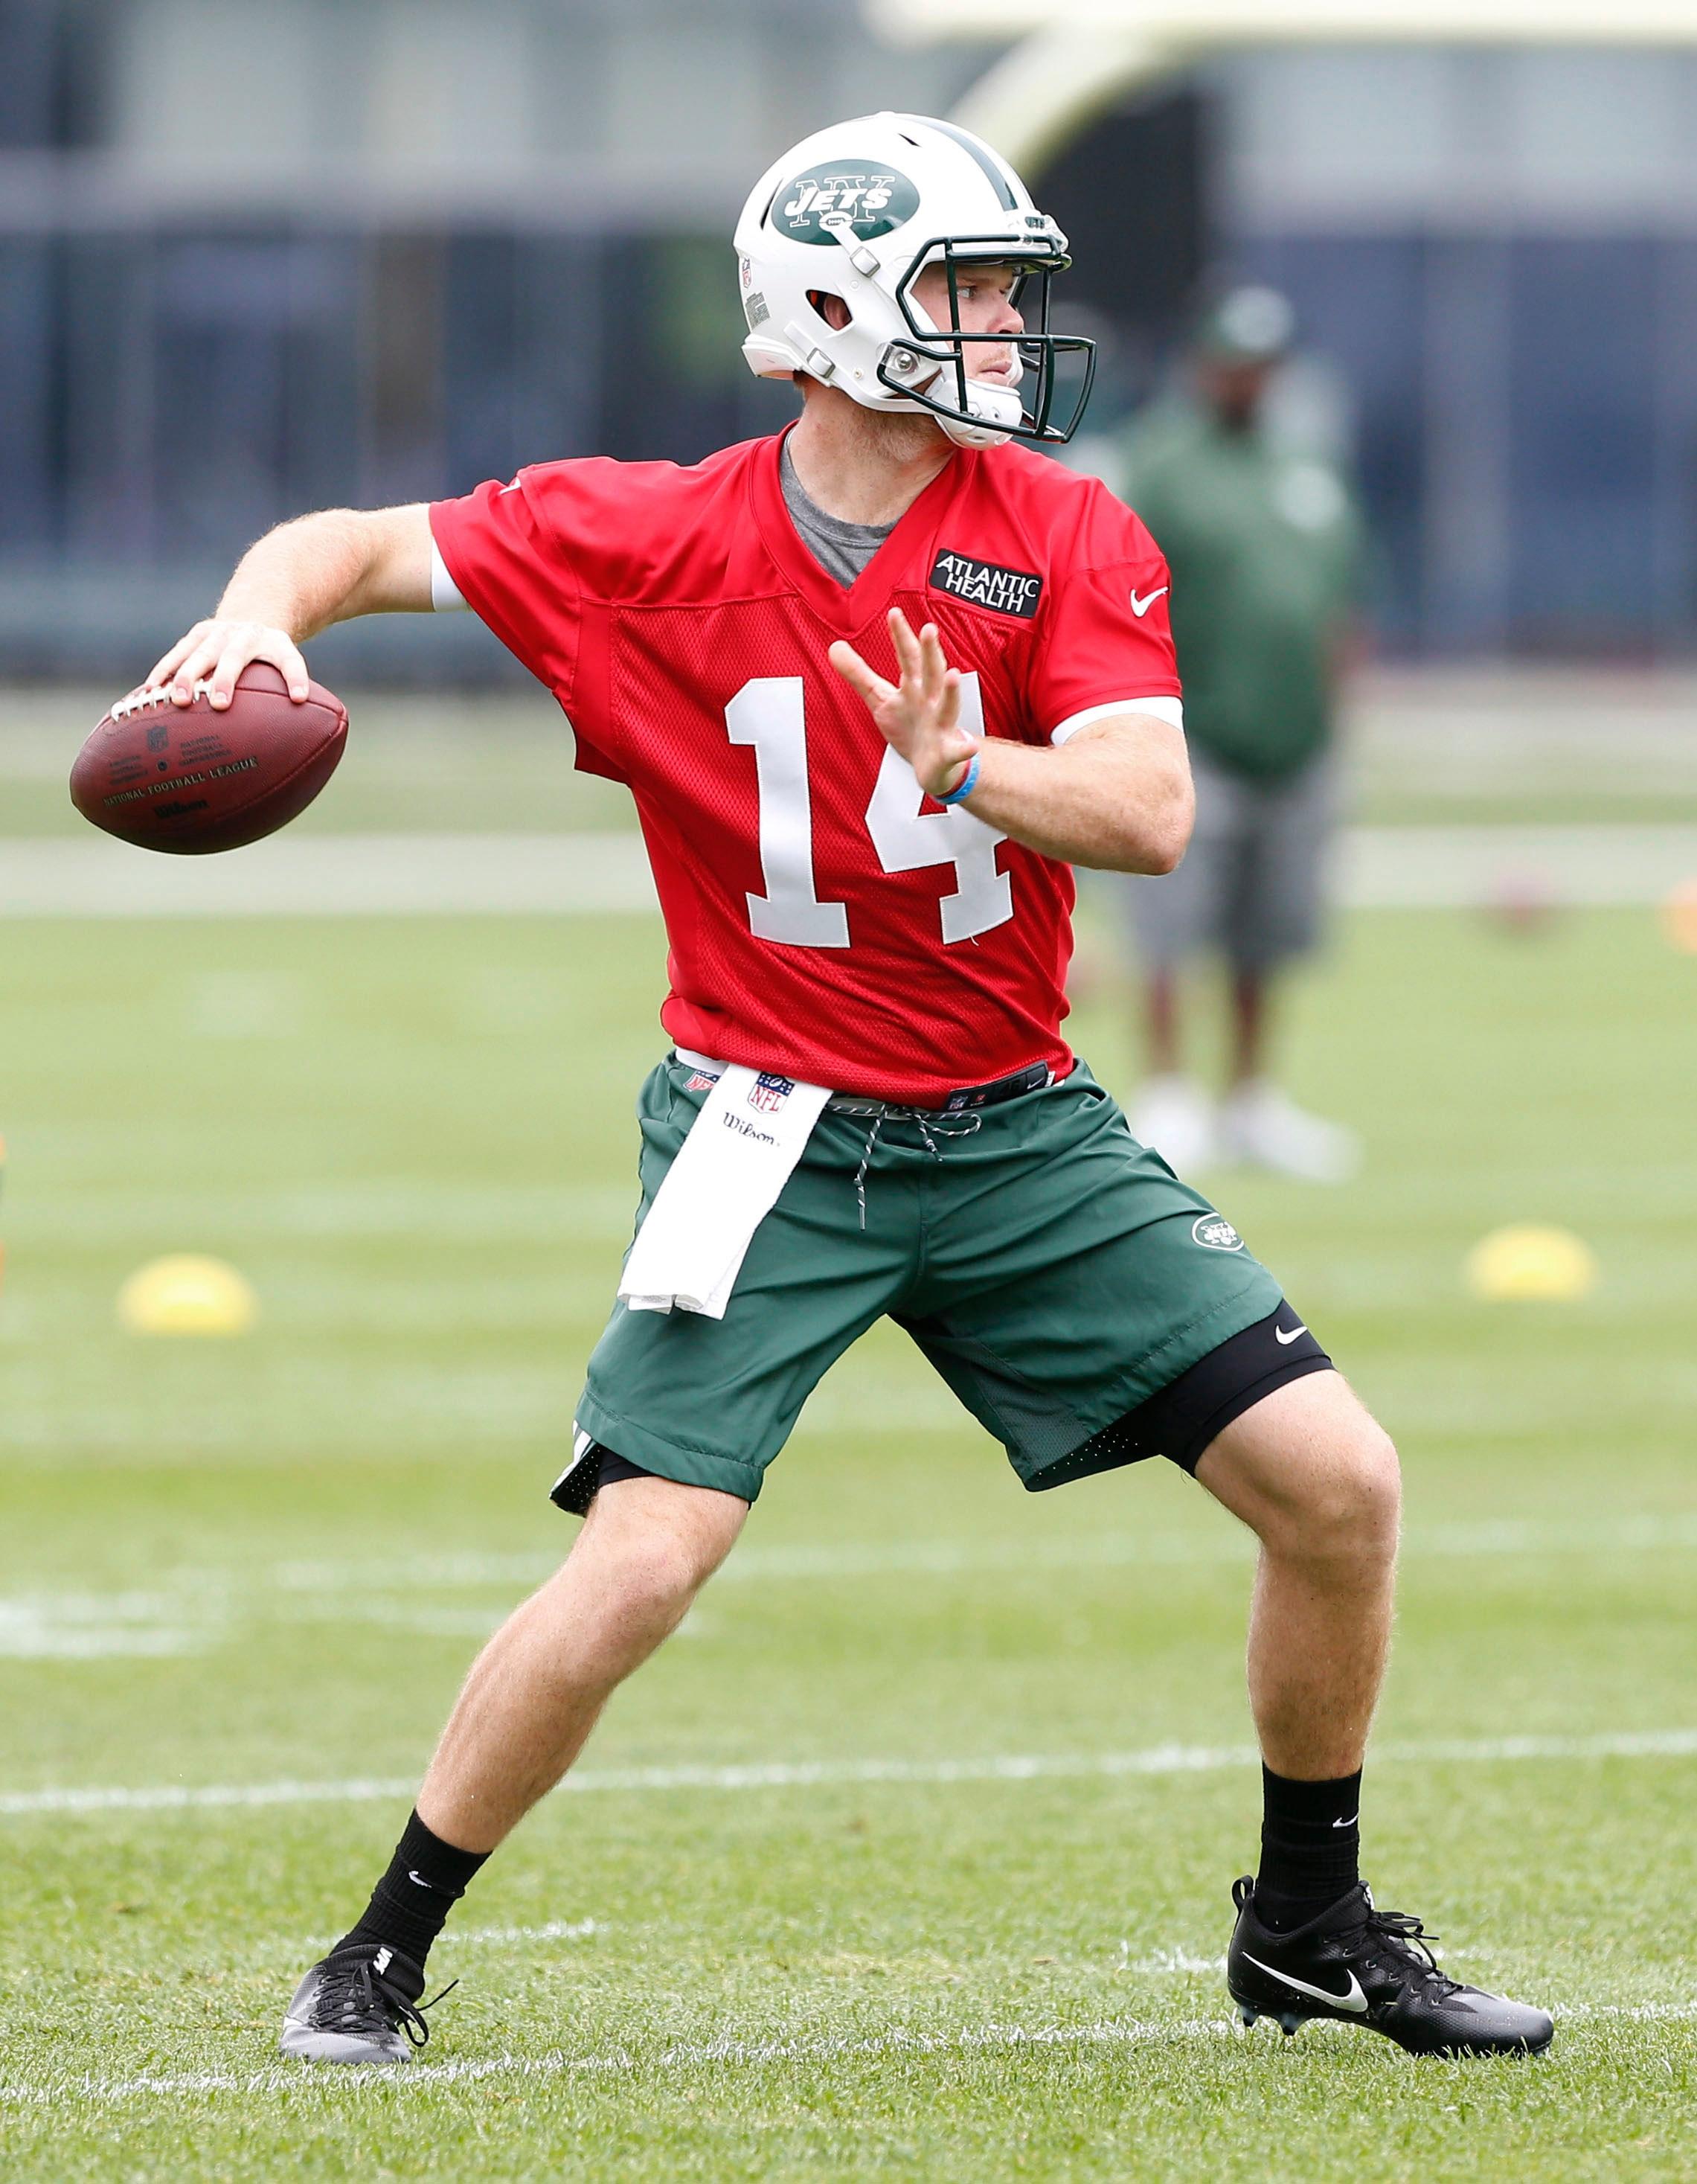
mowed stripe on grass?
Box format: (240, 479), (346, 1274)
(7, 824), (1697, 913)
(2, 1510), (1693, 1657)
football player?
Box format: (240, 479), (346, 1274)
(146, 112), (1551, 2064)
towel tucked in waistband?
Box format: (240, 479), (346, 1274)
(617, 1059), (830, 1319)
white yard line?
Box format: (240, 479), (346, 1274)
(449, 1916), (602, 1949)
(1557, 2002), (1697, 2023)
(4, 824), (1697, 916)
(1, 2000), (1691, 2114)
(3, 1727), (1693, 1823)
(0, 2017), (1231, 2110)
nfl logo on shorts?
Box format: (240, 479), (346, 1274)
(748, 1072), (795, 1115)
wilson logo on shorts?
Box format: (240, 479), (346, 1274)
(1192, 1214), (1245, 1252)
(748, 1072), (795, 1114)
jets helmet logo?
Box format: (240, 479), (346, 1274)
(773, 163), (920, 246)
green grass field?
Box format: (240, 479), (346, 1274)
(1, 894), (1694, 2180)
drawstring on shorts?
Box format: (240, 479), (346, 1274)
(847, 1105), (983, 1229)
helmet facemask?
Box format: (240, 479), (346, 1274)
(876, 234), (1096, 449)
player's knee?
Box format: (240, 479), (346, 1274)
(1351, 1421), (1401, 1552)
(581, 1478), (745, 1605)
(563, 1530), (707, 1639)
(633, 1546), (711, 1627)
(1294, 1419), (1400, 1566)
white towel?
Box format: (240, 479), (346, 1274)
(618, 1062), (831, 1319)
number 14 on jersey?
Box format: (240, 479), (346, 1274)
(725, 673), (1013, 950)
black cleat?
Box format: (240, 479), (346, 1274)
(279, 1941), (454, 2064)
(1227, 1877), (1554, 2057)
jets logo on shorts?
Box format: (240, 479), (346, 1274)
(1192, 1214), (1245, 1252)
(748, 1072), (795, 1114)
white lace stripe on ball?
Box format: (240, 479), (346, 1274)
(107, 680), (216, 720)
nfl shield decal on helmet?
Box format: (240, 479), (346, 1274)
(1192, 1214), (1245, 1252)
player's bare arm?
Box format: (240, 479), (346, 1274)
(146, 502), (433, 710)
(830, 607), (1193, 874)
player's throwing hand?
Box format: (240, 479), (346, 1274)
(143, 618), (312, 710)
(830, 609), (978, 801)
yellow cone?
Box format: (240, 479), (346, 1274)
(1660, 878), (1697, 955)
(118, 1255), (258, 1336)
(1465, 1224), (1597, 1303)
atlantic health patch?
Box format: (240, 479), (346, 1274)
(929, 550), (1043, 620)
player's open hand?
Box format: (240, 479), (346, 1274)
(141, 619), (312, 710)
(830, 609), (978, 800)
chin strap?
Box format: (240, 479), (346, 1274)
(934, 380), (1024, 450)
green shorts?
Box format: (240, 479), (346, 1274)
(570, 1056), (1283, 1507)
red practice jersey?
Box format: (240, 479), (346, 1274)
(432, 429), (1180, 1103)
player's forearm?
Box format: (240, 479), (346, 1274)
(963, 720), (1193, 874)
(215, 507), (429, 641)
(147, 504), (434, 707)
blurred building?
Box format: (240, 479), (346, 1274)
(1215, 47), (1697, 662)
(1, 4), (1695, 675)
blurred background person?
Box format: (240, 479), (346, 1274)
(1114, 286), (1364, 1182)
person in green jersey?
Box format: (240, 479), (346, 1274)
(1117, 287), (1364, 1182)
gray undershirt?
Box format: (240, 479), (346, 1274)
(780, 442), (895, 587)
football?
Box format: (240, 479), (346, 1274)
(70, 661), (348, 854)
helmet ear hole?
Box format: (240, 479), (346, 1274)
(807, 288), (851, 333)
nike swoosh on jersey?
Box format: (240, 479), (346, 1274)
(1274, 1322), (1308, 1345)
(1242, 1953), (1370, 2014)
(1129, 586), (1170, 618)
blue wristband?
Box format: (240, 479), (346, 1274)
(935, 749), (982, 807)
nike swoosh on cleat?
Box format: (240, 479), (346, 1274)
(1274, 1323), (1307, 1345)
(1241, 1953), (1370, 2014)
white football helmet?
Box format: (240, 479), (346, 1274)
(734, 111), (1095, 450)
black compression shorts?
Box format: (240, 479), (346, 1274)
(554, 1303), (1329, 1512)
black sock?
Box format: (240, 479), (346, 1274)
(335, 1809), (490, 1971)
(1254, 1765), (1361, 1932)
